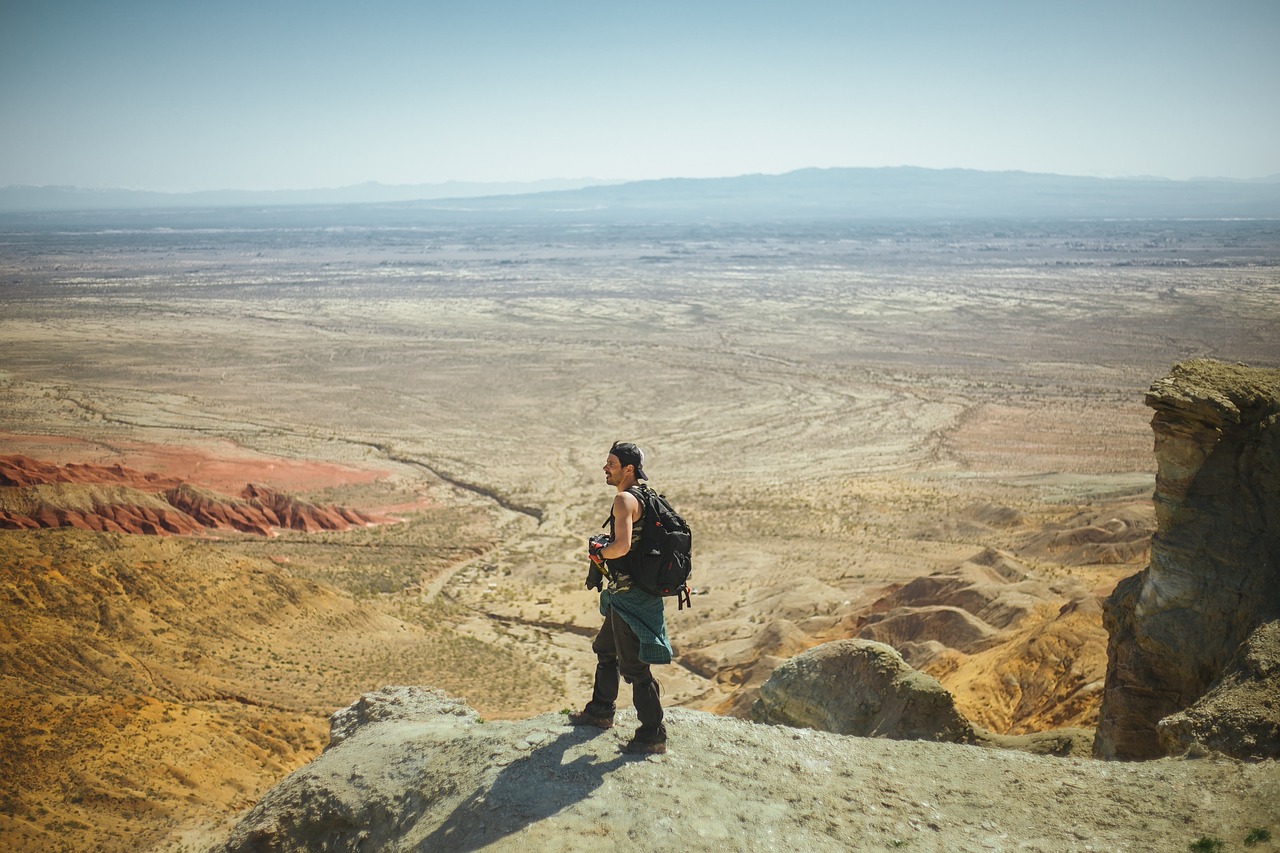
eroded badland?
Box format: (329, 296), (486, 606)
(2, 216), (1278, 850)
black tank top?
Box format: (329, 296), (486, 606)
(604, 485), (646, 587)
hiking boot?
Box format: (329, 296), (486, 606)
(566, 708), (615, 729)
(621, 735), (667, 755)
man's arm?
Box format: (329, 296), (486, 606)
(600, 491), (640, 560)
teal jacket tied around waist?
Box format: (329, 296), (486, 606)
(600, 587), (672, 665)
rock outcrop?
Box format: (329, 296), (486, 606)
(0, 483), (209, 535)
(0, 454), (390, 536)
(0, 454), (182, 490)
(1156, 619), (1280, 760)
(1096, 360), (1280, 760)
(750, 639), (976, 743)
(749, 637), (1096, 756)
(216, 686), (1278, 853)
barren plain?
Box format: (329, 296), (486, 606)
(2, 212), (1278, 850)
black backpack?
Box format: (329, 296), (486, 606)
(603, 484), (693, 609)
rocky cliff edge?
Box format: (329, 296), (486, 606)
(217, 686), (1278, 853)
(1096, 359), (1280, 760)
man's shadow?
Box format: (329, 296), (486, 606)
(414, 728), (629, 851)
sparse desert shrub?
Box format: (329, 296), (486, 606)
(1246, 828), (1272, 846)
(1190, 837), (1225, 853)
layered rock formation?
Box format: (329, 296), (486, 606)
(0, 483), (209, 535)
(1018, 503), (1154, 566)
(1096, 360), (1280, 760)
(682, 618), (816, 717)
(852, 549), (1056, 665)
(834, 548), (1113, 734)
(0, 454), (389, 536)
(0, 454), (182, 490)
(750, 639), (976, 743)
(686, 537), (1134, 735)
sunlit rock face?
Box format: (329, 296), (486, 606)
(1096, 359), (1280, 760)
(750, 638), (975, 743)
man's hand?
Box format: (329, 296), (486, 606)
(588, 534), (610, 567)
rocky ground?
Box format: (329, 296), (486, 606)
(217, 687), (1280, 853)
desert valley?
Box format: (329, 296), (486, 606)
(2, 203), (1279, 850)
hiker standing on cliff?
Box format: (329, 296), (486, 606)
(569, 440), (671, 754)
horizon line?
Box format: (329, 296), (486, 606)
(7, 165), (1280, 196)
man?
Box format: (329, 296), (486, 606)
(569, 440), (671, 755)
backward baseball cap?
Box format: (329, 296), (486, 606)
(609, 441), (647, 480)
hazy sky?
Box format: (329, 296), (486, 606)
(3, 1), (1278, 191)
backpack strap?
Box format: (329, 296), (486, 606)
(601, 485), (648, 534)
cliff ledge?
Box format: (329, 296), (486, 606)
(1096, 359), (1280, 760)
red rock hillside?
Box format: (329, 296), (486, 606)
(0, 454), (390, 536)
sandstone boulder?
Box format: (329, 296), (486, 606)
(1096, 360), (1280, 760)
(750, 638), (975, 743)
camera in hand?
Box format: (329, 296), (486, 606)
(586, 534), (611, 591)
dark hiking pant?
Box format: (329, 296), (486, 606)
(588, 605), (666, 741)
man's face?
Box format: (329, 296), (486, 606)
(603, 454), (627, 486)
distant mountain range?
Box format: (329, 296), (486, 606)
(0, 177), (618, 213)
(4, 167), (1280, 220)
